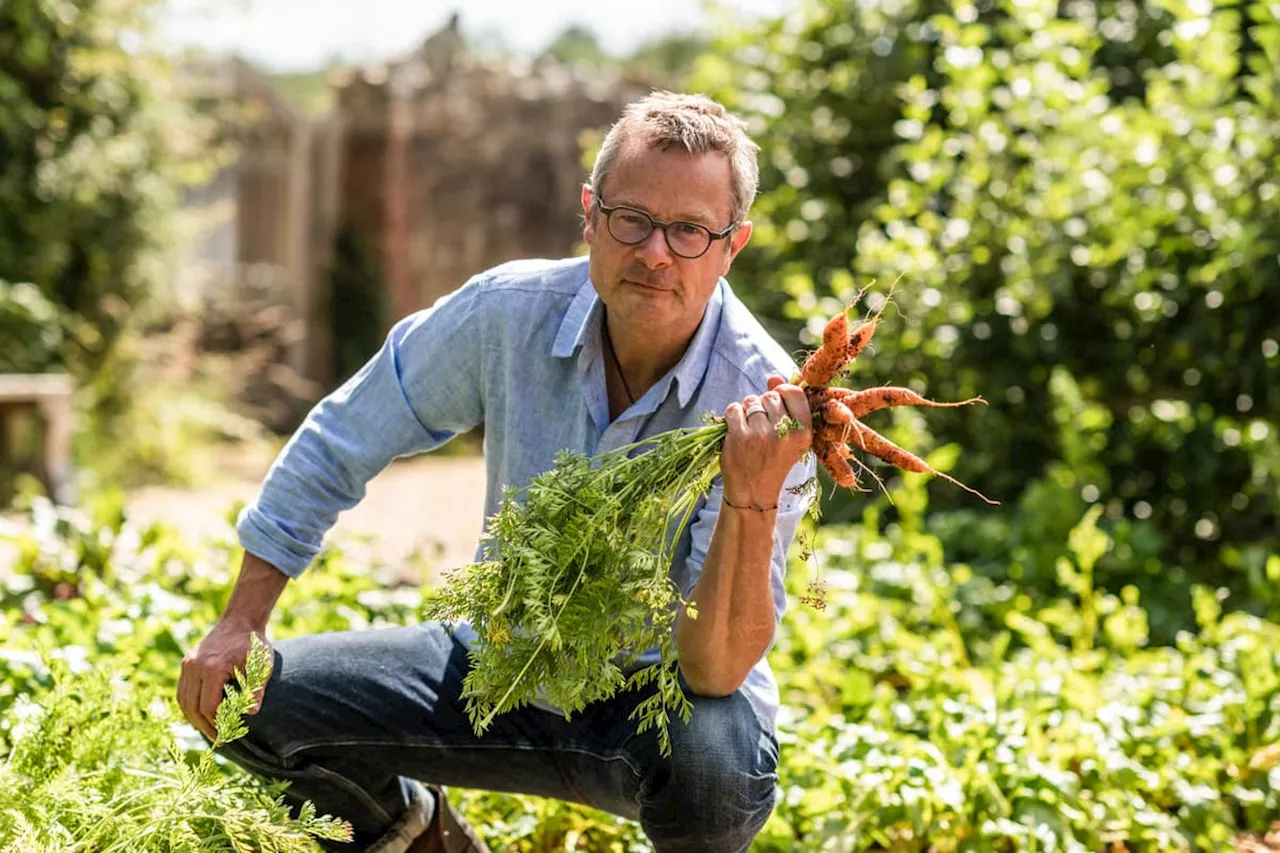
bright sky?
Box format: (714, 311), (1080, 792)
(160, 0), (788, 72)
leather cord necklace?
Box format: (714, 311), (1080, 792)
(601, 311), (637, 406)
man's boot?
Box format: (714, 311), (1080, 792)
(404, 785), (490, 853)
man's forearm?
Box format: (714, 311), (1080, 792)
(674, 501), (778, 696)
(221, 551), (290, 630)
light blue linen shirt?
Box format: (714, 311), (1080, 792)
(236, 255), (815, 726)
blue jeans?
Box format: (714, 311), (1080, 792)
(217, 623), (780, 852)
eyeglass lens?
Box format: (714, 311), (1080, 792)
(607, 208), (712, 258)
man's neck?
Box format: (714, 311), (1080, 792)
(604, 312), (700, 405)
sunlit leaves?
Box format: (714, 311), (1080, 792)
(422, 425), (728, 756)
(698, 0), (1279, 613)
(760, 510), (1280, 850)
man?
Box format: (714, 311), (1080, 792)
(178, 90), (816, 853)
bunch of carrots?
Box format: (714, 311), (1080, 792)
(795, 288), (997, 505)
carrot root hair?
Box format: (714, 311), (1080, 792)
(846, 419), (999, 505)
(930, 468), (1001, 505)
(816, 439), (858, 488)
(841, 387), (987, 419)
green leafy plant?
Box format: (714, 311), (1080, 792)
(3, 490), (1277, 851)
(694, 0), (1280, 631)
(423, 422), (729, 756)
(0, 634), (351, 851)
(754, 484), (1280, 851)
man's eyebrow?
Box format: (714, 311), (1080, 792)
(677, 210), (719, 226)
(613, 199), (720, 226)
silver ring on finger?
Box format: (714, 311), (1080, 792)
(744, 403), (768, 419)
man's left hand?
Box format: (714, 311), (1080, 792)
(720, 375), (812, 510)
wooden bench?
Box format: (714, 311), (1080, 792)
(0, 374), (75, 504)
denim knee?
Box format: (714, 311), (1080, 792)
(639, 692), (779, 853)
(226, 645), (299, 765)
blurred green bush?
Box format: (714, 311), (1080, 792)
(695, 0), (1280, 636)
(0, 0), (225, 491)
(0, 280), (69, 374)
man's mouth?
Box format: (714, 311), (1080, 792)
(624, 278), (673, 292)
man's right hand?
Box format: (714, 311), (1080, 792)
(178, 617), (271, 741)
(178, 551), (290, 740)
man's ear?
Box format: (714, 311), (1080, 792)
(581, 184), (596, 241)
(723, 220), (753, 275)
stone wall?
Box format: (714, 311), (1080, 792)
(332, 26), (648, 328)
(182, 19), (652, 415)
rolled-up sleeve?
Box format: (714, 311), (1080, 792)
(236, 281), (488, 577)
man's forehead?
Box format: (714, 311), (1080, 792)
(603, 142), (733, 224)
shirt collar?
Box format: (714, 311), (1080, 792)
(552, 268), (725, 410)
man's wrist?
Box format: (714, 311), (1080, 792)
(219, 610), (269, 634)
(219, 551), (289, 632)
(721, 478), (784, 513)
(722, 495), (779, 512)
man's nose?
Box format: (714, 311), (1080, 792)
(634, 226), (674, 268)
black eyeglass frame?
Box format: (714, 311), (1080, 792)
(595, 198), (738, 259)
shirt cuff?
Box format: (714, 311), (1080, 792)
(235, 504), (320, 579)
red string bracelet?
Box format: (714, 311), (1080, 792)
(722, 496), (779, 512)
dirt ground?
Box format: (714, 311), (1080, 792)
(2, 447), (489, 585)
(123, 449), (489, 584)
(1237, 824), (1280, 853)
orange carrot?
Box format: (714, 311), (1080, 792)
(813, 387), (861, 407)
(816, 439), (857, 488)
(846, 419), (998, 504)
(822, 309), (850, 351)
(814, 421), (851, 446)
(799, 310), (850, 386)
(822, 399), (854, 424)
(838, 387), (986, 419)
(842, 278), (899, 372)
(846, 317), (878, 363)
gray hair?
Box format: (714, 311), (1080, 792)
(589, 91), (760, 226)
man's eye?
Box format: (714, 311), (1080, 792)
(675, 223), (704, 237)
(618, 212), (647, 226)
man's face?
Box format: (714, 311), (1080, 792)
(582, 141), (752, 338)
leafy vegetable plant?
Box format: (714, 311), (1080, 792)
(0, 633), (351, 851)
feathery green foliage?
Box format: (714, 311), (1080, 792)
(425, 416), (742, 756)
(2, 494), (1278, 849)
(0, 634), (351, 851)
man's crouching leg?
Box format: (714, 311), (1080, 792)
(636, 689), (780, 853)
(211, 625), (491, 852)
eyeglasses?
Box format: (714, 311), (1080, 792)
(596, 198), (736, 260)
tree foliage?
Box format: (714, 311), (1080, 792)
(0, 280), (70, 373)
(695, 0), (1280, 633)
(0, 0), (209, 376)
(0, 0), (226, 495)
(539, 25), (613, 69)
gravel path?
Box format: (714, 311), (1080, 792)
(109, 451), (487, 585)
